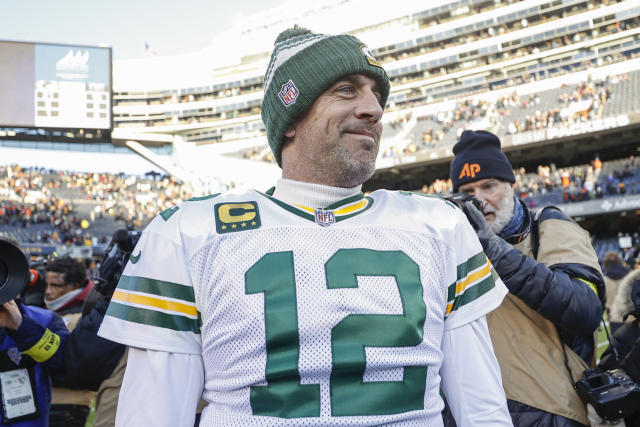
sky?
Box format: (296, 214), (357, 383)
(0, 0), (287, 60)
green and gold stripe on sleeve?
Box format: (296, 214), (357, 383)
(445, 252), (498, 317)
(106, 275), (200, 334)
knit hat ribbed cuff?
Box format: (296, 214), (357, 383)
(261, 28), (390, 167)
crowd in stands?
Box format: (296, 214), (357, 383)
(505, 75), (620, 135)
(379, 72), (630, 159)
(3, 153), (640, 248)
(238, 60), (637, 164)
(0, 166), (193, 245)
(517, 156), (640, 206)
(385, 11), (640, 88)
(416, 155), (640, 208)
(3, 154), (640, 259)
(239, 55), (638, 164)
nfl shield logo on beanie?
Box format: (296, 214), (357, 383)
(279, 80), (299, 106)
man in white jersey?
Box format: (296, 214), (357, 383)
(99, 26), (513, 426)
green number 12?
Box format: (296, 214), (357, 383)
(245, 249), (427, 418)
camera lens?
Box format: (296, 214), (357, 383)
(0, 259), (7, 287)
(0, 240), (30, 304)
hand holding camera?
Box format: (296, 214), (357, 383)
(0, 300), (22, 330)
(445, 193), (514, 264)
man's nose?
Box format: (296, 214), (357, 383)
(355, 89), (383, 122)
(471, 190), (488, 205)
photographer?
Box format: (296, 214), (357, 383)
(0, 238), (69, 426)
(449, 130), (605, 426)
(55, 230), (133, 427)
(43, 257), (95, 427)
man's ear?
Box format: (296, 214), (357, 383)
(284, 127), (295, 138)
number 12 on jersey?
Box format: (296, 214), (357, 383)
(245, 248), (428, 418)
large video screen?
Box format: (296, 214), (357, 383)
(0, 40), (111, 130)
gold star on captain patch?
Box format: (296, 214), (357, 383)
(241, 222), (247, 227)
(251, 221), (257, 225)
(231, 224), (237, 229)
(221, 225), (227, 230)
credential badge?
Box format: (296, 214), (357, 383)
(279, 80), (299, 106)
(314, 209), (335, 227)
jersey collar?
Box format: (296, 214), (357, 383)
(261, 189), (373, 224)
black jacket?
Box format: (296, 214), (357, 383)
(51, 291), (125, 391)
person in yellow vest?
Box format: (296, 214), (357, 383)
(449, 130), (605, 427)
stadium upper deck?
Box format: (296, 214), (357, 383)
(112, 0), (640, 135)
(103, 0), (640, 191)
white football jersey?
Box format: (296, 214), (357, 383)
(99, 189), (507, 426)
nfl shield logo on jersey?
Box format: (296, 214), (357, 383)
(314, 209), (335, 227)
(279, 80), (299, 106)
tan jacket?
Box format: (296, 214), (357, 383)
(93, 348), (128, 427)
(486, 217), (601, 425)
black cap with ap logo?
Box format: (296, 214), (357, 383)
(449, 130), (516, 192)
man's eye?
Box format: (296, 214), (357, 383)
(338, 86), (354, 95)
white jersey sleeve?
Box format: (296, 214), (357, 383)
(115, 348), (204, 427)
(441, 318), (512, 426)
(98, 206), (201, 354)
(443, 206), (508, 331)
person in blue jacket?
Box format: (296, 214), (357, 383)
(0, 299), (69, 426)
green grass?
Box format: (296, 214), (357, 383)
(596, 322), (611, 362)
(85, 399), (95, 427)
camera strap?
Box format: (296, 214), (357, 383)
(601, 317), (621, 362)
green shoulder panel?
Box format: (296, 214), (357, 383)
(158, 194), (221, 222)
(159, 206), (179, 221)
(398, 191), (456, 209)
(186, 193), (221, 202)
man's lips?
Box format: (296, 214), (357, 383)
(345, 129), (377, 140)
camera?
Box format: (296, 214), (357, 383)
(575, 367), (640, 421)
(92, 229), (141, 297)
(0, 239), (30, 304)
(444, 193), (484, 213)
(22, 259), (48, 308)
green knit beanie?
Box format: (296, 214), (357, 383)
(261, 26), (390, 167)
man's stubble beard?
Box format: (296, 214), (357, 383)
(330, 136), (378, 187)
